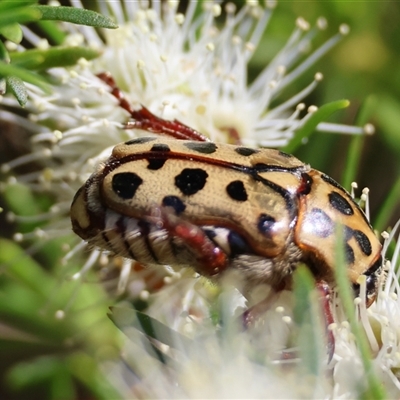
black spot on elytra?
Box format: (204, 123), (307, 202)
(353, 229), (372, 256)
(257, 214), (276, 236)
(151, 143), (171, 152)
(344, 243), (355, 264)
(227, 230), (250, 255)
(146, 143), (171, 170)
(254, 163), (269, 172)
(162, 195), (186, 215)
(125, 137), (156, 145)
(184, 141), (217, 154)
(175, 168), (208, 196)
(112, 172), (143, 199)
(226, 180), (248, 202)
(322, 173), (372, 228)
(235, 147), (259, 156)
(343, 225), (354, 241)
(329, 191), (354, 216)
(147, 158), (167, 170)
(321, 173), (344, 191)
(278, 150), (292, 158)
(309, 208), (334, 238)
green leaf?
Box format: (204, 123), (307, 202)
(0, 23), (23, 44)
(0, 7), (41, 27)
(6, 357), (68, 390)
(33, 5), (118, 29)
(375, 94), (400, 157)
(3, 183), (47, 219)
(10, 46), (101, 70)
(293, 265), (315, 326)
(282, 99), (350, 154)
(36, 20), (67, 46)
(6, 76), (28, 107)
(293, 265), (324, 377)
(0, 41), (9, 94)
(109, 307), (192, 350)
(0, 0), (38, 13)
(374, 175), (400, 232)
(0, 239), (54, 298)
(0, 36), (10, 62)
(67, 353), (122, 400)
(0, 61), (50, 93)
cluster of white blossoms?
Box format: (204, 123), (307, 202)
(1, 0), (399, 398)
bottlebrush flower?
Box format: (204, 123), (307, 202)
(2, 1), (397, 397)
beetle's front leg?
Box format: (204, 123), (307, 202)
(316, 280), (335, 361)
(97, 72), (209, 142)
(144, 204), (229, 278)
(241, 279), (335, 362)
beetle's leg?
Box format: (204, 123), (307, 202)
(241, 281), (286, 327)
(316, 280), (335, 361)
(97, 72), (209, 142)
(144, 204), (229, 278)
(242, 280), (335, 362)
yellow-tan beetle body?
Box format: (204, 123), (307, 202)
(71, 135), (382, 304)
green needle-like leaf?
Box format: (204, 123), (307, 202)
(33, 5), (118, 29)
(283, 99), (350, 154)
(0, 61), (50, 93)
(0, 7), (41, 27)
(36, 20), (67, 46)
(293, 265), (324, 377)
(0, 78), (5, 94)
(6, 76), (28, 106)
(293, 265), (315, 326)
(11, 46), (101, 70)
(109, 307), (192, 349)
(0, 23), (23, 44)
(374, 175), (400, 232)
(0, 40), (9, 63)
(0, 0), (37, 12)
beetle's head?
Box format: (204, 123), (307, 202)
(352, 255), (383, 307)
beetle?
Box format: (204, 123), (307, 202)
(70, 73), (383, 356)
(71, 72), (382, 300)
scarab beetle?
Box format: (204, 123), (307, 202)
(70, 73), (383, 311)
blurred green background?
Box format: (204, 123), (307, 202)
(0, 1), (399, 399)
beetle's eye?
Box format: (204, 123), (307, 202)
(352, 257), (382, 306)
